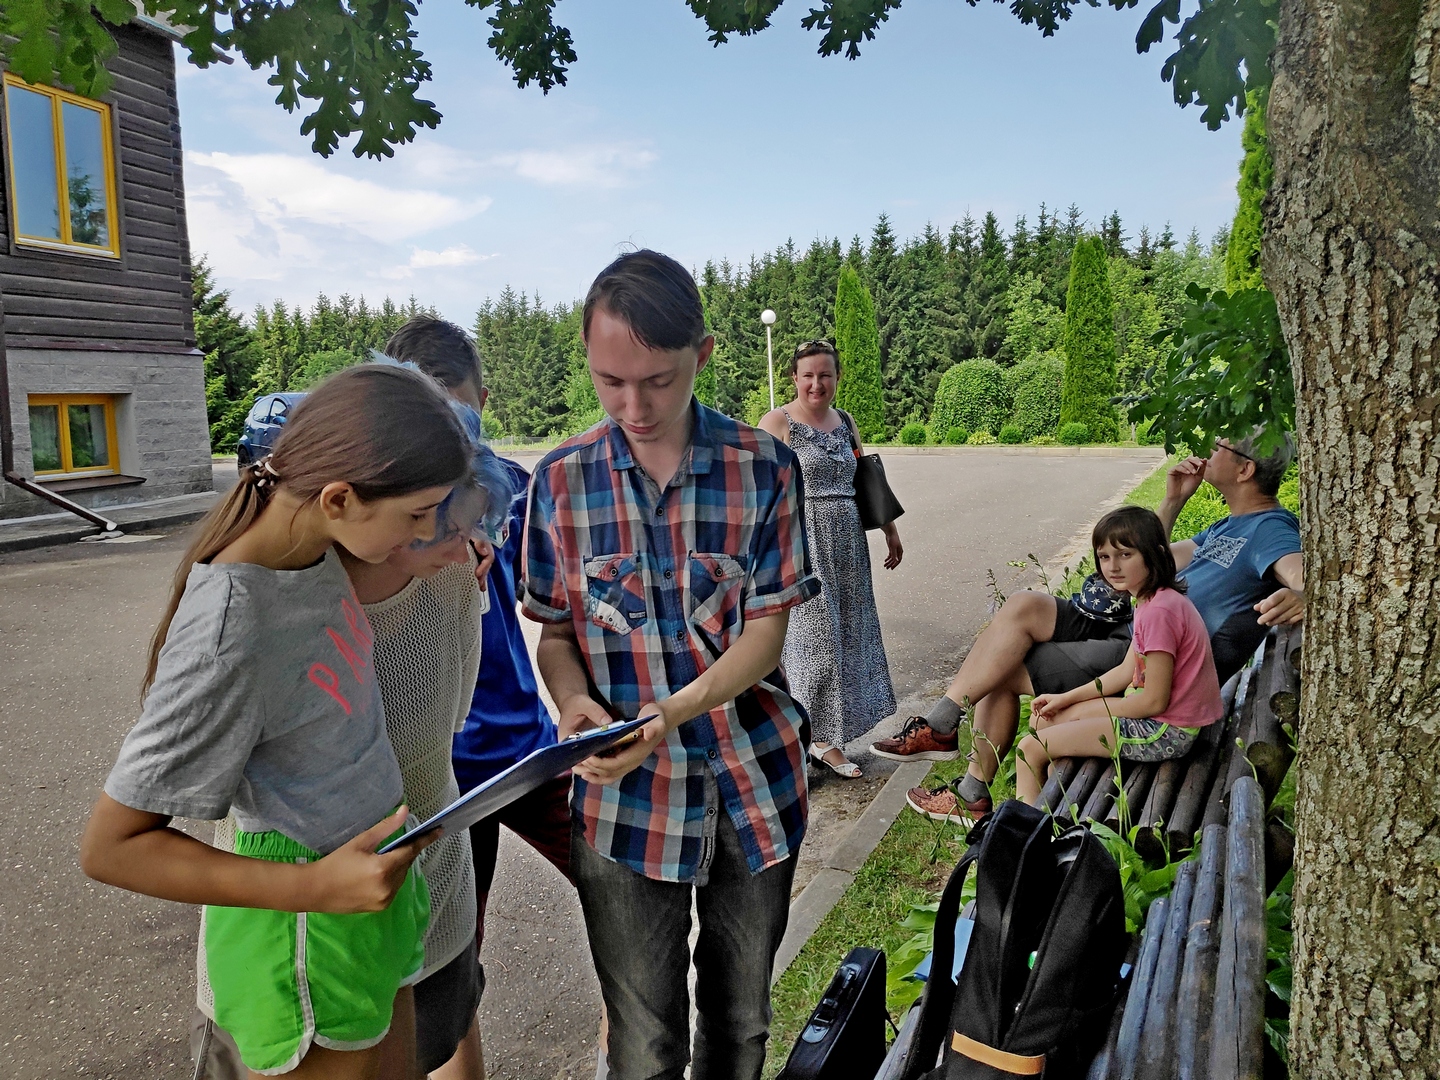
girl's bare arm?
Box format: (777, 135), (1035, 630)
(80, 794), (430, 915)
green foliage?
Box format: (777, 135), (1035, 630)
(898, 421), (928, 446)
(833, 264), (886, 437)
(1057, 421), (1090, 445)
(1278, 475), (1299, 516)
(10, 0), (1272, 163)
(694, 354), (718, 408)
(945, 426), (969, 445)
(475, 291), (581, 437)
(967, 430), (997, 446)
(292, 349), (359, 389)
(1060, 236), (1119, 441)
(998, 424), (1023, 444)
(1172, 482), (1229, 541)
(1004, 351), (1064, 440)
(1124, 282), (1293, 458)
(1002, 272), (1063, 364)
(193, 256), (260, 452)
(1266, 868), (1295, 1069)
(1135, 417), (1167, 446)
(481, 411), (503, 439)
(930, 358), (1008, 436)
(1226, 88), (1271, 291)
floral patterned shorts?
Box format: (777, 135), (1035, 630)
(1116, 717), (1201, 762)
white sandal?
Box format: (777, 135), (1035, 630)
(809, 743), (863, 779)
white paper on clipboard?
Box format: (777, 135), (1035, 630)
(377, 718), (648, 854)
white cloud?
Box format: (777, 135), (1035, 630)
(188, 151), (490, 243)
(489, 145), (657, 188)
(378, 244), (498, 279)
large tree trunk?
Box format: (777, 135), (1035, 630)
(1266, 1), (1440, 1075)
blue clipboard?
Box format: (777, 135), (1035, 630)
(377, 718), (648, 854)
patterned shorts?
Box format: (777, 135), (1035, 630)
(1116, 717), (1201, 762)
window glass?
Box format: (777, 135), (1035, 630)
(6, 85), (62, 240)
(61, 102), (110, 248)
(269, 398), (289, 422)
(29, 406), (62, 472)
(67, 404), (111, 469)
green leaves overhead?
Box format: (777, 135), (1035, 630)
(4, 0), (1275, 159)
(1123, 282), (1293, 456)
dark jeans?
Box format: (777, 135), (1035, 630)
(572, 810), (798, 1080)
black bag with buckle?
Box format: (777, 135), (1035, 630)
(837, 409), (905, 530)
(900, 800), (1126, 1080)
(778, 946), (888, 1080)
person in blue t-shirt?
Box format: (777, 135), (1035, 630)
(891, 429), (1305, 822)
(381, 317), (578, 1075)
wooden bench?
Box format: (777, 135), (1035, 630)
(1079, 625), (1300, 1080)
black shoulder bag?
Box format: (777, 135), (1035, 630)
(838, 410), (905, 531)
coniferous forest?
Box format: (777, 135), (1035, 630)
(197, 205), (1232, 450)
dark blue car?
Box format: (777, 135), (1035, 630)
(236, 392), (305, 471)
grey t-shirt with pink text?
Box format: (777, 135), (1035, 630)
(104, 549), (403, 855)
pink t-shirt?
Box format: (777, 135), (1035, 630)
(1131, 587), (1224, 728)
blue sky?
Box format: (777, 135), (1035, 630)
(176, 0), (1244, 323)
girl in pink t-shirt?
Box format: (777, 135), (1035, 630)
(1016, 506), (1223, 805)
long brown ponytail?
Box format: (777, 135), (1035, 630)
(143, 364), (469, 696)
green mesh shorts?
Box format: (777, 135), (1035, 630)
(201, 828), (429, 1075)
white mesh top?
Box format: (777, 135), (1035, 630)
(364, 559), (486, 978)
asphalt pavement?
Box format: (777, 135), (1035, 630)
(0, 448), (1160, 1078)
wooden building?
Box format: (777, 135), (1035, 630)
(0, 14), (211, 521)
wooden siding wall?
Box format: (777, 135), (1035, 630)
(0, 23), (195, 353)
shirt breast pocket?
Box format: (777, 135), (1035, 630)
(583, 554), (648, 635)
(688, 552), (749, 640)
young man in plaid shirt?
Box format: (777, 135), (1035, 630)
(523, 250), (819, 1079)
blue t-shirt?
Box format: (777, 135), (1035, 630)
(1177, 507), (1301, 637)
(452, 458), (556, 792)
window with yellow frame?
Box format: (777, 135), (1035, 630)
(28, 395), (120, 477)
(3, 74), (120, 258)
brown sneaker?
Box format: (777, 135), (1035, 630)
(870, 716), (960, 762)
(905, 783), (993, 823)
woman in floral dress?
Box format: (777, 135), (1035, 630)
(759, 340), (901, 777)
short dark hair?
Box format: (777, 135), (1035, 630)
(384, 316), (483, 392)
(1092, 505), (1184, 600)
(583, 250), (706, 352)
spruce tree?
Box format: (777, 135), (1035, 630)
(833, 263), (886, 438)
(1059, 235), (1119, 441)
(1225, 87), (1271, 291)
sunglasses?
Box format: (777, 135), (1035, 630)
(793, 339), (837, 360)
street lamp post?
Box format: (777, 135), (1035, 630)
(761, 308), (777, 411)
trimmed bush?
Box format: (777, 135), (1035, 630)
(898, 421), (928, 446)
(931, 358), (1009, 436)
(1278, 476), (1299, 516)
(998, 424), (1024, 444)
(1058, 421), (1090, 445)
(1005, 351), (1064, 440)
(945, 426), (969, 445)
(1135, 417), (1167, 446)
(967, 431), (997, 445)
(834, 265), (886, 438)
(1060, 236), (1119, 439)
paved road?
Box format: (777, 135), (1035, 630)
(0, 449), (1159, 1078)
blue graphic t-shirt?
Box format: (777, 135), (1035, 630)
(452, 458), (557, 792)
(1177, 507), (1301, 637)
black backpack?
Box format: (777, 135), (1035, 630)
(901, 800), (1126, 1080)
(777, 947), (888, 1080)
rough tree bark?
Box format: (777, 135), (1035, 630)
(1266, 1), (1440, 1075)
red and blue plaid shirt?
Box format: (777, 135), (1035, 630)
(522, 400), (820, 882)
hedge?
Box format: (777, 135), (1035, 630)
(931, 358), (1008, 437)
(1005, 352), (1064, 441)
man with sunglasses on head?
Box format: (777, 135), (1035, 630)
(880, 429), (1304, 821)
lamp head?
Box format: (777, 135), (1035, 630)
(760, 309), (777, 326)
